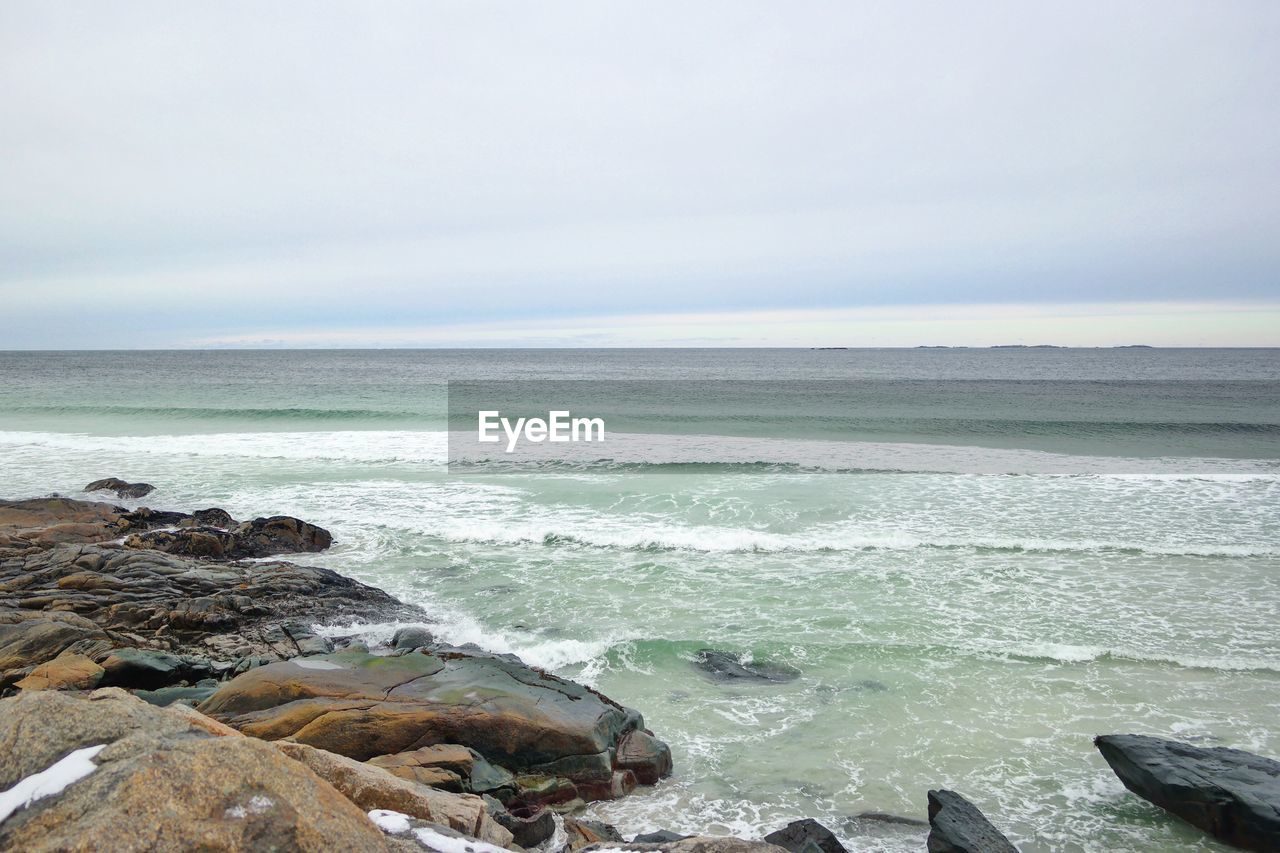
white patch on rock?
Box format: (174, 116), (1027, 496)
(0, 744), (107, 824)
(413, 825), (514, 853)
(369, 808), (412, 834)
(224, 794), (274, 819)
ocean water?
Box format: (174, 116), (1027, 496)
(1, 348), (1278, 852)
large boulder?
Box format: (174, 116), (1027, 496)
(926, 790), (1017, 853)
(1095, 734), (1280, 851)
(0, 688), (406, 852)
(84, 478), (155, 499)
(124, 515), (333, 559)
(199, 648), (672, 800)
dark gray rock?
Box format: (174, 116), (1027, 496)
(392, 625), (434, 650)
(692, 649), (800, 683)
(634, 830), (694, 843)
(926, 790), (1017, 853)
(1095, 733), (1280, 852)
(134, 679), (220, 707)
(84, 477), (155, 499)
(494, 802), (557, 847)
(764, 819), (847, 853)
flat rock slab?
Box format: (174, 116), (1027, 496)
(199, 648), (671, 798)
(926, 790), (1017, 853)
(1095, 733), (1280, 852)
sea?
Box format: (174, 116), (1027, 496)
(1, 348), (1277, 852)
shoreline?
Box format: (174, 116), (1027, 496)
(4, 484), (1275, 851)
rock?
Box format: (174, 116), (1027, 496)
(99, 647), (192, 689)
(582, 839), (787, 852)
(566, 816), (625, 850)
(0, 688), (404, 852)
(274, 741), (513, 847)
(692, 649), (800, 683)
(616, 728), (674, 785)
(764, 818), (848, 853)
(191, 507), (235, 528)
(511, 774), (581, 810)
(369, 744), (515, 795)
(0, 610), (111, 688)
(124, 526), (237, 558)
(233, 515), (334, 556)
(134, 680), (221, 707)
(84, 477), (155, 499)
(926, 790), (1017, 853)
(14, 651), (104, 691)
(0, 498), (128, 547)
(634, 829), (694, 843)
(1, 540), (421, 672)
(392, 624), (435, 650)
(199, 648), (672, 800)
(494, 801), (556, 847)
(124, 514), (333, 559)
(1095, 733), (1280, 851)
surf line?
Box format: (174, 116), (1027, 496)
(478, 410), (605, 453)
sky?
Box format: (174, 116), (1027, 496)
(2, 1), (1278, 348)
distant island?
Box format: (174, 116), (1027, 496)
(991, 344), (1064, 348)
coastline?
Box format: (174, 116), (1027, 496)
(4, 483), (1276, 852)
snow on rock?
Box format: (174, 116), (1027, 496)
(0, 745), (107, 824)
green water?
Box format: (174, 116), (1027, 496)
(1, 349), (1277, 851)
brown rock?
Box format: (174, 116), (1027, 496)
(275, 741), (513, 847)
(199, 649), (671, 800)
(0, 689), (403, 852)
(616, 728), (674, 785)
(14, 652), (104, 691)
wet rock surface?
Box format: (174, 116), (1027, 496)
(84, 477), (155, 499)
(692, 648), (801, 683)
(1095, 733), (1280, 852)
(763, 818), (848, 852)
(926, 790), (1018, 853)
(198, 647), (671, 801)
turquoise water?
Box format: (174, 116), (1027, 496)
(1, 349), (1278, 852)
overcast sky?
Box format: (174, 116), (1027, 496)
(2, 1), (1278, 347)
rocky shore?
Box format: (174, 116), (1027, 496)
(3, 485), (1279, 852)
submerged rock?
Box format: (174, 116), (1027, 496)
(692, 649), (800, 683)
(926, 790), (1017, 853)
(84, 477), (155, 499)
(634, 829), (694, 843)
(764, 818), (848, 852)
(199, 648), (672, 800)
(1095, 733), (1280, 851)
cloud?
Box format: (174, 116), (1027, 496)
(1, 1), (1278, 347)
